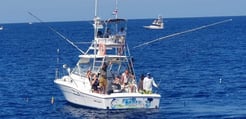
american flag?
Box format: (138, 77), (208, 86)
(112, 9), (118, 15)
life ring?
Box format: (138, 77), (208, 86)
(98, 43), (106, 56)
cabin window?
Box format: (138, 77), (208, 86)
(72, 58), (92, 76)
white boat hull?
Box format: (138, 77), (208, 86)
(55, 79), (161, 109)
(143, 25), (163, 29)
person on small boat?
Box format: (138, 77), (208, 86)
(112, 75), (121, 92)
(117, 27), (126, 47)
(137, 74), (145, 93)
(118, 27), (126, 36)
(97, 30), (103, 38)
(91, 73), (99, 93)
(113, 75), (121, 85)
(86, 70), (92, 83)
(121, 69), (135, 92)
(104, 28), (111, 38)
(121, 69), (131, 85)
(143, 73), (158, 94)
(99, 63), (108, 94)
(99, 74), (107, 94)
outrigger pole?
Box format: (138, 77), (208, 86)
(28, 12), (85, 54)
(134, 19), (232, 48)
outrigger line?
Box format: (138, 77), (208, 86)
(134, 19), (232, 48)
(28, 12), (85, 54)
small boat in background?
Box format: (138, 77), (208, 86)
(0, 26), (3, 30)
(144, 15), (164, 29)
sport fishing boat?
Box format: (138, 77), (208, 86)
(54, 0), (161, 109)
(0, 26), (3, 30)
(144, 15), (164, 29)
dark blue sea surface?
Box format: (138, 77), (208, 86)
(0, 16), (246, 118)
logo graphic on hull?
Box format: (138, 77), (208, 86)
(111, 97), (154, 109)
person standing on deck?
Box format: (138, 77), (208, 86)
(121, 69), (135, 92)
(143, 73), (158, 94)
(91, 73), (99, 93)
(99, 63), (108, 94)
(99, 61), (112, 94)
(118, 27), (126, 36)
(138, 74), (145, 93)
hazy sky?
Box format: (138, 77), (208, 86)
(0, 0), (246, 23)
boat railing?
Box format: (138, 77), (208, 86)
(96, 36), (125, 45)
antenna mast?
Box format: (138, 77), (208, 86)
(93, 0), (99, 39)
(112, 0), (119, 19)
(115, 0), (118, 19)
(95, 0), (98, 17)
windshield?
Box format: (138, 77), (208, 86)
(97, 19), (127, 38)
(72, 58), (92, 76)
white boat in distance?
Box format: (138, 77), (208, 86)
(54, 0), (161, 109)
(0, 26), (3, 30)
(144, 15), (164, 29)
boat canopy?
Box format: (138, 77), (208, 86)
(79, 54), (127, 59)
(105, 19), (126, 23)
(95, 18), (127, 39)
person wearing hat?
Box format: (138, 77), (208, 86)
(143, 73), (158, 94)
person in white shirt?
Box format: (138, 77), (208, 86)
(121, 69), (135, 92)
(121, 69), (134, 85)
(143, 73), (158, 94)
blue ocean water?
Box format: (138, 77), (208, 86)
(0, 16), (246, 118)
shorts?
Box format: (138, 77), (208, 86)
(144, 90), (152, 94)
(99, 77), (107, 87)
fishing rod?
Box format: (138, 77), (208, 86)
(28, 12), (85, 54)
(134, 19), (232, 48)
(154, 78), (162, 94)
(74, 41), (92, 44)
(157, 78), (162, 87)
